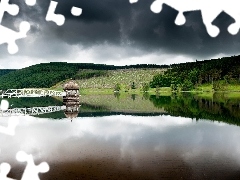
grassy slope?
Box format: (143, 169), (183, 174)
(0, 62), (167, 90)
(53, 68), (165, 90)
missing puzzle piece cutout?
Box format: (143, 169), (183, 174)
(46, 1), (65, 26)
(46, 1), (82, 26)
(0, 21), (30, 54)
(0, 0), (80, 53)
(0, 100), (19, 136)
(0, 151), (49, 180)
(0, 0), (19, 23)
(0, 0), (35, 54)
(16, 151), (50, 180)
(0, 163), (15, 180)
(129, 0), (138, 4)
(131, 0), (240, 37)
(25, 0), (36, 6)
(1, 99), (9, 111)
(150, 0), (240, 37)
(71, 6), (82, 16)
(0, 0), (36, 23)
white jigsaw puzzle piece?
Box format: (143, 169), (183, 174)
(0, 21), (30, 54)
(0, 0), (19, 23)
(0, 0), (31, 54)
(16, 151), (50, 180)
(0, 0), (34, 54)
(25, 0), (37, 6)
(150, 0), (240, 37)
(46, 1), (65, 26)
(129, 0), (138, 4)
(1, 100), (9, 111)
(0, 163), (16, 180)
(0, 100), (19, 136)
(71, 6), (82, 17)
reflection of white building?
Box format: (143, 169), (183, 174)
(64, 105), (80, 119)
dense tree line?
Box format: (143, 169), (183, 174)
(0, 69), (16, 77)
(0, 62), (167, 90)
(0, 63), (76, 89)
(150, 55), (240, 90)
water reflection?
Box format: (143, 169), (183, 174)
(148, 93), (240, 126)
(0, 115), (240, 179)
(64, 104), (80, 122)
(2, 93), (240, 126)
(1, 94), (240, 179)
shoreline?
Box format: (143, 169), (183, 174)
(76, 88), (240, 98)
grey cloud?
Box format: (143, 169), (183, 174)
(1, 0), (240, 66)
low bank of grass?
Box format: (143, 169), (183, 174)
(79, 87), (172, 95)
(194, 83), (214, 92)
(195, 82), (240, 92)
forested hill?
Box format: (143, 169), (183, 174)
(0, 69), (17, 77)
(1, 55), (239, 90)
(150, 55), (240, 91)
(0, 62), (168, 90)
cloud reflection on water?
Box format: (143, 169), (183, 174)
(0, 115), (240, 179)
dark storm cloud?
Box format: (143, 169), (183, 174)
(1, 0), (240, 65)
(45, 0), (240, 58)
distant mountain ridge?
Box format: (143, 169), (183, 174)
(1, 54), (239, 91)
(0, 62), (168, 90)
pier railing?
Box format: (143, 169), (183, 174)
(0, 89), (66, 98)
(0, 106), (66, 116)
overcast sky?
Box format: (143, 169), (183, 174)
(1, 0), (240, 69)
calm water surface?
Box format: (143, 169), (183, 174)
(1, 94), (240, 180)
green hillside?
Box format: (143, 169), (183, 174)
(1, 54), (240, 91)
(0, 69), (17, 77)
(54, 68), (165, 90)
(150, 55), (240, 91)
(0, 62), (168, 90)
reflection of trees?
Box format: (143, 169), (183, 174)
(148, 93), (240, 126)
(7, 97), (62, 108)
(149, 96), (171, 108)
(142, 92), (150, 100)
(131, 94), (136, 101)
(114, 92), (120, 100)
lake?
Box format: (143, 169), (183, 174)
(1, 93), (240, 180)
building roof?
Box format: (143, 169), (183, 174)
(63, 80), (79, 90)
